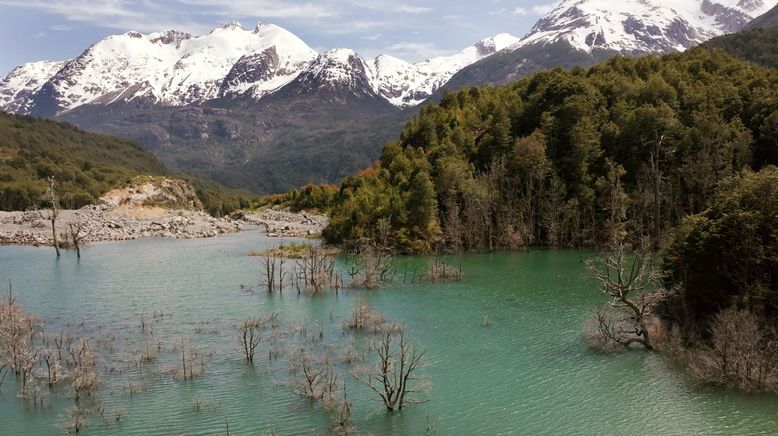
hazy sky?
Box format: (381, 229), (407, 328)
(0, 0), (559, 75)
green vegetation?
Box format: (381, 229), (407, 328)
(657, 167), (778, 392)
(248, 242), (338, 259)
(320, 48), (778, 253)
(662, 166), (778, 333)
(254, 183), (339, 213)
(0, 112), (168, 210)
(0, 112), (253, 215)
(703, 24), (778, 69)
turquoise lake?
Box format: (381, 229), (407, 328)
(0, 229), (776, 435)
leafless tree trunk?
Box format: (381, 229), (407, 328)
(289, 349), (338, 399)
(330, 385), (355, 435)
(346, 241), (396, 289)
(45, 176), (60, 257)
(237, 317), (262, 363)
(642, 131), (672, 249)
(585, 241), (660, 350)
(67, 222), (92, 258)
(295, 245), (335, 293)
(70, 340), (99, 403)
(353, 326), (428, 411)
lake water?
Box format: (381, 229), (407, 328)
(0, 230), (776, 435)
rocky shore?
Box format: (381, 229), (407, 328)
(0, 205), (241, 246)
(242, 207), (329, 238)
(0, 205), (331, 247)
(0, 177), (329, 247)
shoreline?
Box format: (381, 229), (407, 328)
(0, 206), (328, 247)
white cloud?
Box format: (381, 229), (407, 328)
(395, 4), (433, 14)
(176, 0), (337, 19)
(384, 42), (449, 61)
(513, 7), (527, 15)
(532, 2), (557, 15)
(0, 0), (208, 33)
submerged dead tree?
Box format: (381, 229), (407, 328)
(289, 349), (338, 400)
(66, 222), (92, 259)
(585, 241), (660, 350)
(237, 317), (264, 363)
(259, 251), (287, 293)
(353, 326), (427, 411)
(346, 242), (396, 289)
(295, 245), (335, 294)
(44, 176), (61, 257)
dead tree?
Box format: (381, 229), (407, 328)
(641, 131), (674, 249)
(585, 241), (660, 350)
(44, 176), (61, 257)
(330, 385), (355, 435)
(353, 326), (427, 411)
(259, 253), (287, 293)
(289, 349), (338, 400)
(346, 241), (396, 289)
(0, 363), (7, 391)
(70, 340), (99, 403)
(295, 245), (335, 293)
(175, 336), (205, 381)
(425, 253), (463, 282)
(237, 317), (262, 363)
(689, 307), (778, 392)
(67, 222), (92, 258)
(345, 300), (386, 334)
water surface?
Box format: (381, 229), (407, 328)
(0, 231), (776, 435)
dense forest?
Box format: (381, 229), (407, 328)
(703, 23), (778, 69)
(310, 47), (777, 253)
(0, 113), (252, 215)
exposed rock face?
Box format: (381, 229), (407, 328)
(100, 177), (202, 210)
(701, 0), (753, 33)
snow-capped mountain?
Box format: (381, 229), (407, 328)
(0, 60), (66, 114)
(0, 23), (517, 115)
(22, 23), (318, 116)
(372, 33), (520, 107)
(514, 0), (774, 54)
(1, 0), (774, 117)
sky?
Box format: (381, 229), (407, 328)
(0, 0), (559, 75)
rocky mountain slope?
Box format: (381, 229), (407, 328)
(435, 0), (775, 97)
(744, 2), (778, 28)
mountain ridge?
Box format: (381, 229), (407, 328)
(1, 0), (774, 195)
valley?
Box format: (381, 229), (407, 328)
(0, 1), (777, 434)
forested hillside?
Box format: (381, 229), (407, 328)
(0, 113), (169, 210)
(0, 113), (251, 214)
(703, 21), (778, 68)
(319, 48), (778, 253)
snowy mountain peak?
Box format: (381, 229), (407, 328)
(475, 33), (522, 56)
(516, 0), (773, 54)
(211, 21), (245, 33)
(148, 30), (193, 47)
(0, 60), (66, 114)
(298, 49), (377, 94)
(12, 22), (317, 114)
(371, 33), (520, 107)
